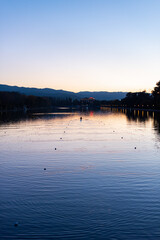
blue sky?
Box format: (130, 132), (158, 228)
(1, 0), (160, 92)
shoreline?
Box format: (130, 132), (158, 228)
(101, 106), (160, 113)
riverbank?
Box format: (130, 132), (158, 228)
(101, 106), (160, 112)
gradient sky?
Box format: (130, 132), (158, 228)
(1, 0), (160, 92)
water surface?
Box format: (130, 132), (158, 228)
(0, 109), (160, 239)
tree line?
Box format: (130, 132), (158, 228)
(0, 92), (79, 112)
(1, 81), (160, 111)
(102, 81), (160, 110)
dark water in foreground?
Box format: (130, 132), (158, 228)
(1, 109), (160, 239)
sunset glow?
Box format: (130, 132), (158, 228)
(1, 0), (160, 92)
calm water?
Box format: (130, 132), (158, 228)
(1, 109), (160, 239)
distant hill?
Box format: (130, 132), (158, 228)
(77, 91), (127, 101)
(0, 84), (77, 99)
(0, 84), (127, 101)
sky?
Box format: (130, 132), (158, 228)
(0, 0), (160, 92)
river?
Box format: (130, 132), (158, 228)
(0, 109), (160, 239)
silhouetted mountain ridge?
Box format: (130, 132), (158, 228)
(0, 84), (127, 100)
(78, 91), (127, 100)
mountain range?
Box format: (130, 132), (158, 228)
(0, 84), (127, 101)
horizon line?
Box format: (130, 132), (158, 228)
(0, 83), (152, 94)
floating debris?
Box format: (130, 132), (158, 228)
(134, 147), (136, 149)
(14, 222), (18, 227)
(55, 148), (57, 150)
(60, 138), (62, 140)
(44, 168), (46, 170)
(121, 137), (123, 139)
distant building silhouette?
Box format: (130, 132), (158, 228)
(81, 97), (95, 104)
(80, 97), (95, 109)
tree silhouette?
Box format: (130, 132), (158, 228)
(152, 81), (160, 109)
(121, 91), (153, 108)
